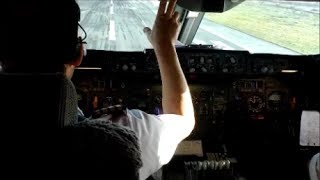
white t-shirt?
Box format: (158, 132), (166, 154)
(309, 152), (320, 180)
(125, 109), (193, 180)
(83, 108), (193, 180)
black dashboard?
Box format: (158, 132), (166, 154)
(73, 46), (320, 180)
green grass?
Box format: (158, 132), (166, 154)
(205, 1), (320, 55)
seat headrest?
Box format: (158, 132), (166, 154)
(0, 73), (77, 129)
(0, 73), (78, 176)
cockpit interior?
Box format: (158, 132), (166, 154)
(1, 0), (319, 179)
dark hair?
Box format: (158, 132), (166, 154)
(58, 120), (142, 179)
(0, 0), (81, 72)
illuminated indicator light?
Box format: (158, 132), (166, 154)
(75, 67), (102, 70)
(281, 70), (298, 73)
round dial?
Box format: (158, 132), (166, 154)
(247, 95), (264, 113)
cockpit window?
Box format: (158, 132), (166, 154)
(78, 0), (157, 51)
(78, 0), (319, 55)
(192, 0), (319, 55)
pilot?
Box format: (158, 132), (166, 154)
(1, 0), (195, 179)
(309, 152), (320, 180)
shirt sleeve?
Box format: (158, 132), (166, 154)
(309, 152), (320, 180)
(126, 109), (193, 180)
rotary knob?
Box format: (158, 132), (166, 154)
(201, 67), (207, 72)
(189, 68), (196, 73)
(268, 67), (274, 73)
(200, 57), (205, 63)
(230, 56), (236, 64)
(261, 66), (268, 73)
(222, 68), (229, 73)
(122, 64), (129, 71)
(131, 65), (137, 71)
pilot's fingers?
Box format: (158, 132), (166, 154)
(172, 11), (180, 23)
(166, 0), (177, 17)
(143, 27), (152, 43)
(157, 0), (167, 16)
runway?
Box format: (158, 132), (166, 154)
(78, 0), (301, 55)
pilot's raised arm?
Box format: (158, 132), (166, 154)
(144, 0), (194, 121)
(124, 0), (196, 178)
(79, 0), (195, 178)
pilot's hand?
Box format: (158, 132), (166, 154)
(143, 0), (180, 49)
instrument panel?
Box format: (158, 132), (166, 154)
(75, 47), (313, 119)
(73, 47), (319, 180)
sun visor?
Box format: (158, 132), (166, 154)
(177, 0), (245, 12)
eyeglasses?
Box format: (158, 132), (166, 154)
(78, 23), (87, 43)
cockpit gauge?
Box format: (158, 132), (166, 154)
(247, 95), (264, 113)
(268, 92), (283, 112)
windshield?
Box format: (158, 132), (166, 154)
(78, 0), (320, 55)
(78, 0), (157, 51)
(193, 0), (320, 55)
